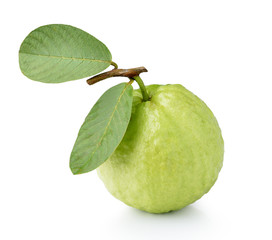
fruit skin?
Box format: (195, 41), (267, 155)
(97, 84), (224, 213)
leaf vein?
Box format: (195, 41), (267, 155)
(19, 52), (111, 64)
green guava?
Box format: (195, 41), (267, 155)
(97, 84), (224, 213)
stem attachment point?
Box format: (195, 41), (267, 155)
(131, 76), (149, 102)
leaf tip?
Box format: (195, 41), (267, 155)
(69, 159), (93, 175)
(69, 159), (82, 175)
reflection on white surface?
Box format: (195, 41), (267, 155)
(101, 205), (214, 240)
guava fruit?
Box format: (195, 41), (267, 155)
(19, 25), (224, 214)
(97, 84), (224, 213)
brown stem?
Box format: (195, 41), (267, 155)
(87, 67), (148, 85)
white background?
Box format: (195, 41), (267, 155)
(1, 0), (272, 239)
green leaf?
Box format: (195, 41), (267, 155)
(70, 82), (133, 174)
(19, 24), (112, 83)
